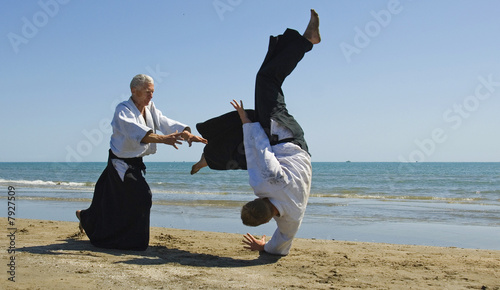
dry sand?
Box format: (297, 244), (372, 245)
(1, 218), (499, 289)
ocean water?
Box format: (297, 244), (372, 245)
(1, 162), (499, 250)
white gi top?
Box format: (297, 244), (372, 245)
(110, 97), (188, 159)
(243, 121), (312, 256)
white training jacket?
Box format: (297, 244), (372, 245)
(243, 121), (312, 256)
(110, 97), (187, 159)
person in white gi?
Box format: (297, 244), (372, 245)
(233, 99), (313, 256)
(193, 10), (320, 255)
(77, 74), (207, 251)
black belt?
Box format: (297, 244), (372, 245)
(108, 149), (146, 175)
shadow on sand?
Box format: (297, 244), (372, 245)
(18, 237), (282, 268)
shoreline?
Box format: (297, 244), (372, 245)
(2, 218), (500, 289)
(11, 198), (500, 251)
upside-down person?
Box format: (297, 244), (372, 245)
(192, 9), (320, 255)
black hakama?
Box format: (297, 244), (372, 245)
(196, 110), (255, 170)
(80, 150), (152, 251)
(196, 28), (311, 170)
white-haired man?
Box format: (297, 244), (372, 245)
(77, 74), (207, 251)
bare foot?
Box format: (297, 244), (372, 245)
(76, 210), (84, 233)
(303, 9), (321, 44)
(191, 153), (208, 175)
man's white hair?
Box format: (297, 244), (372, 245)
(130, 74), (154, 89)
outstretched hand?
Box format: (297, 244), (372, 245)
(230, 99), (252, 124)
(242, 233), (266, 252)
(162, 131), (184, 149)
(180, 131), (208, 147)
(141, 130), (206, 149)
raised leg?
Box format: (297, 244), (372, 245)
(254, 10), (320, 153)
(303, 9), (321, 45)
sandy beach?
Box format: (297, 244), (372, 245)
(2, 218), (499, 289)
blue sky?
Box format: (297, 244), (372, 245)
(2, 0), (499, 162)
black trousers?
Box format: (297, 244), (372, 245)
(80, 150), (152, 251)
(196, 28), (312, 170)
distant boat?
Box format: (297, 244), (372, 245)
(346, 160), (351, 163)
